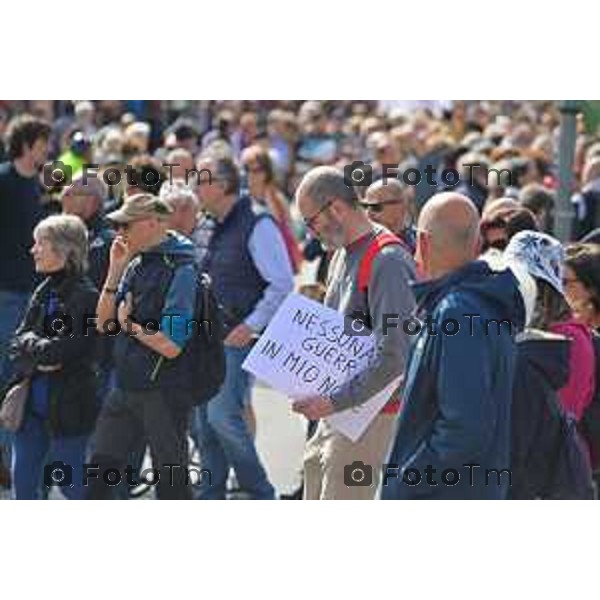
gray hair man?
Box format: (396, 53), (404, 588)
(159, 179), (199, 237)
(60, 177), (114, 288)
(293, 166), (416, 500)
(192, 155), (294, 500)
(165, 148), (195, 183)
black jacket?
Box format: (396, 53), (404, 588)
(509, 329), (571, 499)
(10, 271), (99, 438)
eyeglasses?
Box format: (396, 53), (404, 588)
(114, 222), (132, 232)
(113, 217), (152, 232)
(480, 217), (507, 233)
(303, 199), (334, 231)
(360, 199), (404, 214)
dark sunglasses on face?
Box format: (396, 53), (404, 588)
(361, 199), (404, 214)
(482, 238), (508, 252)
(113, 217), (151, 232)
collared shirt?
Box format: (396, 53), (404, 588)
(245, 217), (294, 331)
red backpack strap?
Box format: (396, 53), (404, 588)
(357, 232), (403, 292)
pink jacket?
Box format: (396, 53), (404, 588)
(549, 320), (596, 421)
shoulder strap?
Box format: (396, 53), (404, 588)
(357, 231), (403, 292)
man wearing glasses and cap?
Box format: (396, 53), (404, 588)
(87, 193), (199, 499)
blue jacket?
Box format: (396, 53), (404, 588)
(381, 261), (525, 500)
(113, 232), (198, 391)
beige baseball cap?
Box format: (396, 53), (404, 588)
(106, 193), (173, 224)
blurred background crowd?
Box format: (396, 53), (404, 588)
(1, 99), (600, 498)
(1, 99), (600, 242)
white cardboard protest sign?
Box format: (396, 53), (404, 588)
(325, 376), (400, 443)
(242, 293), (400, 442)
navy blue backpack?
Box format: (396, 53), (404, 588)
(510, 330), (595, 500)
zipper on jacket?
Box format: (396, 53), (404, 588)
(150, 356), (164, 382)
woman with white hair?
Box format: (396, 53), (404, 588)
(8, 215), (99, 499)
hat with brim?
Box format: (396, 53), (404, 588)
(106, 193), (173, 224)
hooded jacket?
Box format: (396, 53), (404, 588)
(381, 260), (525, 500)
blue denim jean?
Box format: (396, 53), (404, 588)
(12, 412), (89, 500)
(195, 345), (274, 499)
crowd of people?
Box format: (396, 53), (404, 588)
(0, 99), (599, 499)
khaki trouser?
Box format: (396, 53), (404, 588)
(303, 413), (396, 500)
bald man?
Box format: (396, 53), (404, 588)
(362, 179), (416, 252)
(380, 192), (525, 500)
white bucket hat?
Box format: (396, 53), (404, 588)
(504, 231), (565, 296)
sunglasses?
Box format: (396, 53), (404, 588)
(480, 217), (507, 233)
(113, 216), (154, 231)
(361, 199), (404, 214)
(114, 221), (135, 232)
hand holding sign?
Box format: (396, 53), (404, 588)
(243, 293), (401, 442)
(292, 395), (335, 420)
